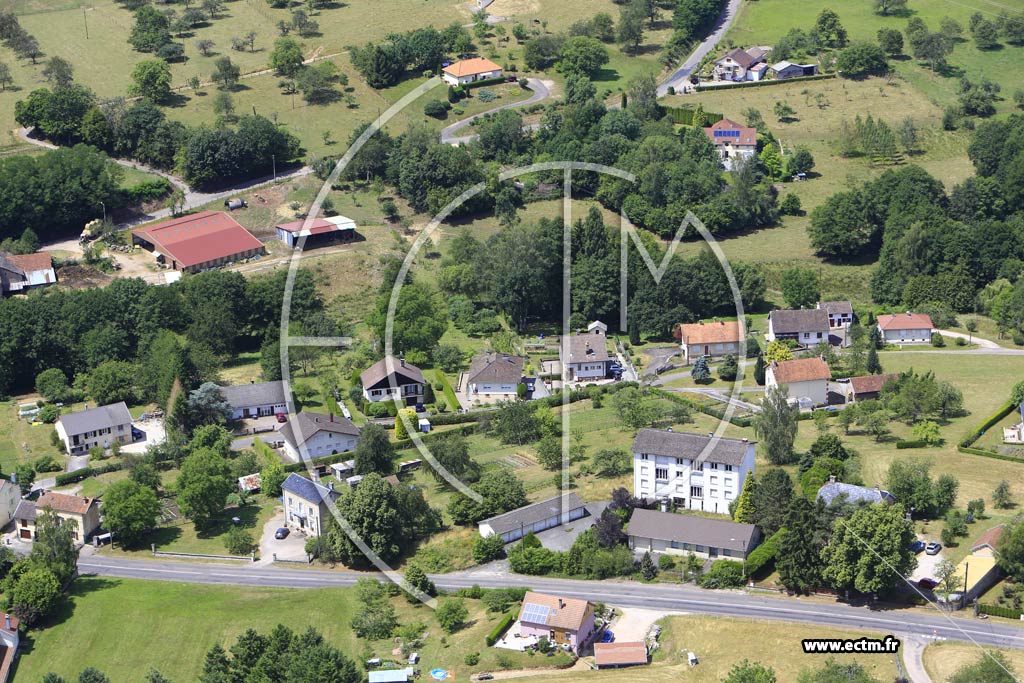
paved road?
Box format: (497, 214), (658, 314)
(903, 635), (933, 683)
(658, 0), (743, 96)
(440, 79), (552, 145)
(937, 329), (1000, 350)
(76, 555), (1024, 650)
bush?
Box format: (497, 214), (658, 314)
(658, 554), (676, 571)
(698, 560), (745, 588)
(33, 455), (62, 473)
(744, 528), (786, 577)
(424, 99), (450, 118)
(931, 332), (946, 347)
(37, 404), (60, 424)
(225, 526), (254, 555)
(980, 603), (1024, 619)
(473, 534), (506, 563)
(895, 440), (928, 449)
(485, 612), (515, 646)
(121, 178), (173, 204)
(780, 193), (802, 215)
(464, 652), (480, 666)
(477, 89), (497, 103)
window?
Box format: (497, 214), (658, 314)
(675, 458), (684, 466)
(725, 464), (733, 472)
(697, 462), (705, 471)
(640, 454), (649, 461)
(690, 486), (703, 498)
(656, 468), (668, 480)
(710, 489), (718, 497)
(709, 463), (718, 470)
(640, 479), (649, 488)
(710, 476), (718, 484)
(725, 490), (734, 499)
(817, 332), (823, 339)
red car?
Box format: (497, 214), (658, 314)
(276, 413), (288, 423)
(917, 578), (938, 590)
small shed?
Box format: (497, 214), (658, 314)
(418, 418), (431, 434)
(275, 216), (358, 248)
(368, 668), (414, 683)
(237, 473), (261, 493)
(594, 642), (648, 669)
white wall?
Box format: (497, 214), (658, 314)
(881, 327), (931, 344)
(285, 431), (358, 460)
(632, 445), (754, 515)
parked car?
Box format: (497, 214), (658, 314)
(917, 578), (938, 590)
(276, 413), (288, 423)
(274, 527), (289, 540)
(909, 540), (926, 554)
(600, 630), (614, 643)
(476, 675), (494, 681)
(925, 542), (942, 555)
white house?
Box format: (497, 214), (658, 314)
(564, 322), (612, 381)
(877, 312), (934, 344)
(712, 47), (769, 81)
(703, 118), (757, 169)
(220, 381), (288, 420)
(55, 402), (134, 455)
(478, 493), (588, 543)
(360, 356), (425, 406)
(278, 411), (360, 461)
(632, 429), (756, 515)
(0, 479), (19, 530)
(441, 57), (503, 86)
(677, 320), (742, 364)
(766, 356), (831, 407)
(817, 301), (853, 329)
(465, 352), (525, 397)
(765, 308), (830, 346)
(280, 473), (340, 537)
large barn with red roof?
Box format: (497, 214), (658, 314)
(131, 211), (265, 274)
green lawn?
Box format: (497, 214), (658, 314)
(0, 399), (62, 472)
(725, 0), (1024, 115)
(14, 577), (569, 683)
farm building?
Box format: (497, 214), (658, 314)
(275, 215), (357, 248)
(131, 211), (265, 273)
(0, 252), (56, 295)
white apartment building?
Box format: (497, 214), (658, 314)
(632, 429), (756, 515)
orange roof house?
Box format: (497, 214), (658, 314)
(131, 211), (265, 273)
(442, 57), (503, 85)
(677, 320), (743, 363)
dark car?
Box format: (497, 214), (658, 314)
(274, 527), (289, 540)
(918, 578), (939, 590)
(476, 675), (494, 681)
(925, 542), (942, 555)
(276, 413), (288, 423)
(600, 630), (614, 643)
(909, 540), (926, 554)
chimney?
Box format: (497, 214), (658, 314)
(906, 311), (912, 317)
(828, 475), (837, 484)
(819, 354), (826, 362)
(400, 354), (406, 368)
(558, 599), (565, 609)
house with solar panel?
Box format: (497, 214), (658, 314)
(703, 119), (757, 169)
(516, 592), (596, 654)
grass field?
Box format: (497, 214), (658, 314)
(923, 640), (1024, 683)
(13, 576), (571, 683)
(725, 0), (1024, 116)
(0, 400), (62, 472)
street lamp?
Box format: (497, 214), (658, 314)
(98, 201), (106, 223)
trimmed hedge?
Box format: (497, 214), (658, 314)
(427, 411), (481, 426)
(745, 527), (786, 577)
(664, 106), (724, 126)
(650, 388), (754, 428)
(485, 612), (515, 646)
(960, 401), (1016, 448)
(896, 440), (929, 449)
(979, 603), (1023, 620)
(694, 73), (836, 92)
(54, 460), (126, 486)
(957, 445), (1024, 464)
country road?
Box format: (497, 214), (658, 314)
(76, 555), (1024, 650)
(657, 0), (743, 96)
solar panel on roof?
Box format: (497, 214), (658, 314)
(521, 603), (551, 625)
(714, 129), (740, 137)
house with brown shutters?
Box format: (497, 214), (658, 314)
(677, 320), (743, 364)
(766, 356), (831, 407)
(712, 47), (769, 81)
(14, 491), (102, 543)
(817, 300), (853, 329)
(703, 118), (758, 169)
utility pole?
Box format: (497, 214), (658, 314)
(272, 154), (276, 180)
(83, 7), (89, 39)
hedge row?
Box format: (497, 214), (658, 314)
(956, 445), (1024, 464)
(54, 460), (126, 486)
(960, 401), (1016, 448)
(485, 612), (516, 646)
(427, 411), (482, 426)
(895, 440), (929, 449)
(664, 106), (724, 126)
(694, 73), (836, 92)
(394, 423), (478, 450)
(979, 603), (1023, 620)
(121, 178), (173, 204)
(745, 527), (786, 577)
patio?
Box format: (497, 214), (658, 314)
(493, 620), (539, 652)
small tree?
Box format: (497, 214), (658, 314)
(754, 385), (798, 465)
(773, 100), (795, 122)
(994, 480), (1013, 509)
(753, 354), (766, 385)
(690, 355), (710, 383)
(404, 562), (435, 597)
(718, 354), (739, 381)
(866, 345), (883, 374)
(965, 320), (977, 344)
(640, 551), (657, 580)
(436, 597), (468, 633)
(225, 526), (254, 555)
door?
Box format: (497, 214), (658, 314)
(19, 529), (31, 539)
(709, 546), (718, 558)
(704, 345), (709, 356)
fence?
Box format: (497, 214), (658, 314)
(663, 106), (724, 126)
(694, 73), (837, 92)
(273, 553), (312, 564)
(151, 544), (255, 562)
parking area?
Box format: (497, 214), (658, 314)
(607, 607), (679, 643)
(529, 502), (608, 552)
(258, 510), (309, 564)
(121, 417), (166, 454)
(909, 541), (944, 582)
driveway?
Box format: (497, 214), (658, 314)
(607, 607), (682, 643)
(909, 546), (944, 583)
(121, 417), (166, 454)
(258, 508), (308, 565)
(441, 79), (553, 145)
(936, 329), (1000, 350)
(658, 0), (743, 95)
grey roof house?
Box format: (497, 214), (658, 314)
(220, 381), (288, 420)
(281, 472), (341, 537)
(628, 508), (761, 559)
(55, 401), (134, 455)
(817, 480), (896, 507)
(360, 356), (425, 406)
(465, 352), (527, 397)
(766, 308), (830, 345)
(478, 492), (588, 543)
(632, 429), (754, 467)
(278, 411), (360, 460)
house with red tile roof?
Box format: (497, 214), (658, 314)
(677, 320), (743, 364)
(15, 491), (101, 543)
(766, 356), (831, 407)
(131, 211), (265, 273)
(517, 592), (596, 654)
(442, 57), (502, 86)
(877, 312), (934, 344)
(703, 119), (758, 169)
